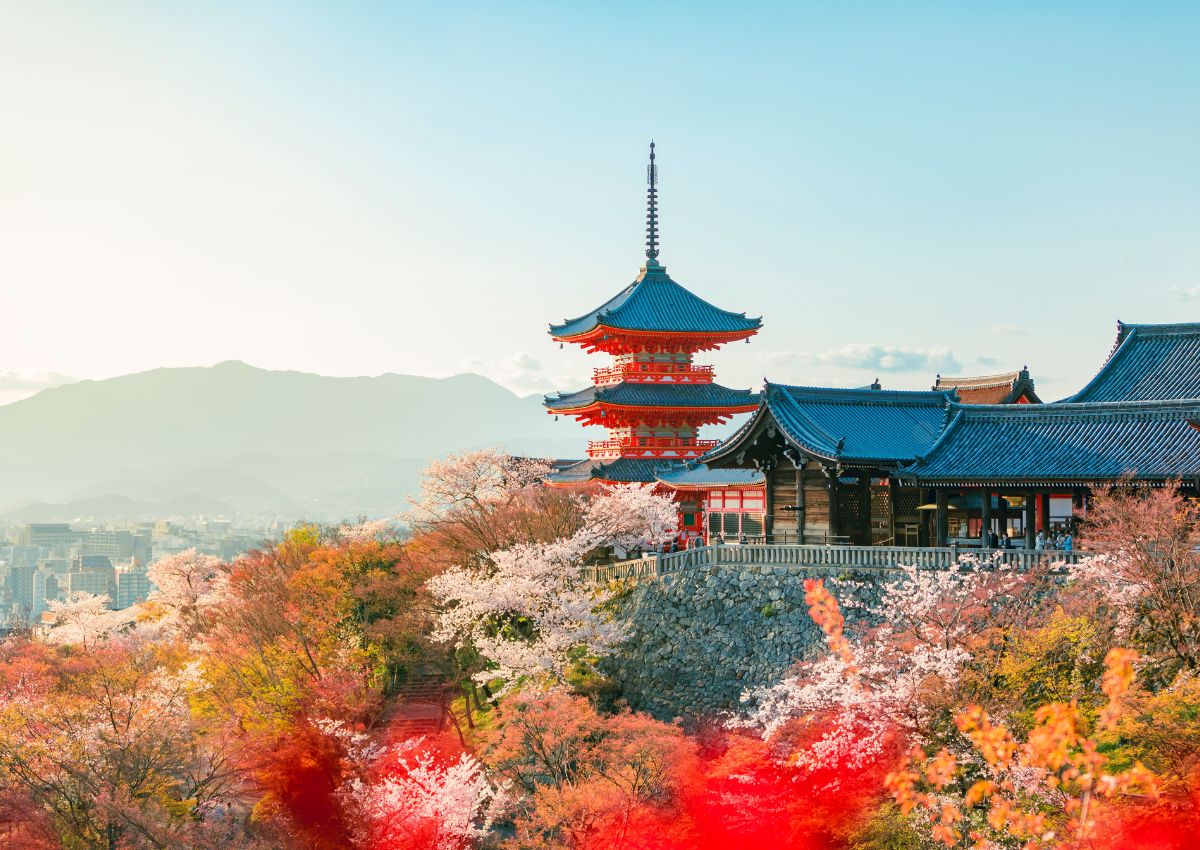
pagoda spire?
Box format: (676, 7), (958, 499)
(645, 141), (660, 265)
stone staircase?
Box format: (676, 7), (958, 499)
(381, 674), (450, 739)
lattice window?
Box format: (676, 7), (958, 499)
(893, 490), (921, 523)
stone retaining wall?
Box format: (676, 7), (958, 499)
(604, 563), (894, 721)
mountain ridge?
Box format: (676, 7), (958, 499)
(0, 361), (581, 520)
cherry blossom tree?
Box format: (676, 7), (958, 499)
(408, 450), (580, 563)
(738, 557), (1040, 774)
(1072, 481), (1200, 680)
(339, 518), (401, 545)
(147, 548), (226, 610)
(0, 639), (250, 849)
(345, 736), (507, 850)
(429, 483), (676, 687)
(46, 592), (117, 648)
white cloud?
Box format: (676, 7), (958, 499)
(988, 325), (1025, 335)
(457, 352), (586, 396)
(0, 371), (78, 407)
(1168, 286), (1200, 302)
(0, 370), (78, 392)
(975, 355), (1001, 368)
(770, 343), (960, 375)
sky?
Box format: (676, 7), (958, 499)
(2, 1), (1199, 410)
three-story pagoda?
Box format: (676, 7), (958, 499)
(545, 143), (762, 490)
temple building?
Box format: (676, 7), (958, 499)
(544, 143), (763, 539)
(1061, 321), (1200, 402)
(933, 368), (1041, 404)
(703, 321), (1200, 549)
(541, 148), (1200, 552)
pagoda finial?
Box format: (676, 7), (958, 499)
(645, 140), (660, 265)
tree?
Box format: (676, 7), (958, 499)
(483, 689), (695, 850)
(344, 734), (506, 850)
(429, 484), (676, 688)
(1074, 481), (1200, 681)
(738, 559), (1039, 774)
(0, 637), (250, 850)
(886, 649), (1157, 849)
(407, 450), (579, 564)
(46, 592), (118, 648)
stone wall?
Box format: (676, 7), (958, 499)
(604, 563), (895, 721)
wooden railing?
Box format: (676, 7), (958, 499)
(593, 363), (715, 385)
(581, 544), (1087, 583)
(587, 437), (718, 458)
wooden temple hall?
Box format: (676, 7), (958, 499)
(703, 322), (1200, 548)
(543, 144), (1200, 550)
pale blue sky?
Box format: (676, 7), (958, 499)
(2, 2), (1199, 410)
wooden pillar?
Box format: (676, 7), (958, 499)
(935, 489), (948, 547)
(887, 477), (898, 546)
(917, 487), (930, 547)
(795, 467), (806, 544)
(980, 491), (992, 549)
(1038, 492), (1051, 534)
(997, 495), (1009, 545)
(1072, 488), (1085, 530)
(1024, 494), (1036, 549)
(858, 474), (872, 546)
(827, 474), (840, 543)
(763, 469), (774, 544)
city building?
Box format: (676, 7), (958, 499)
(116, 567), (151, 609)
(17, 523), (81, 549)
(81, 529), (135, 560)
(67, 555), (117, 604)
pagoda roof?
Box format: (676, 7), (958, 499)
(545, 457), (662, 485)
(704, 383), (953, 466)
(934, 368), (1041, 404)
(1064, 321), (1200, 402)
(655, 465), (765, 489)
(907, 399), (1200, 485)
(544, 381), (759, 412)
(549, 263), (762, 340)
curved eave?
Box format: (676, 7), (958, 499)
(1059, 325), (1138, 403)
(546, 401), (760, 417)
(551, 324), (760, 348)
(695, 398), (772, 464)
(701, 395), (846, 465)
(904, 475), (1191, 488)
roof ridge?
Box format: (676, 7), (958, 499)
(954, 398), (1200, 418)
(935, 372), (1020, 387)
(1120, 321), (1200, 336)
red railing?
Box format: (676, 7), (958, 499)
(587, 437), (719, 458)
(593, 363), (715, 385)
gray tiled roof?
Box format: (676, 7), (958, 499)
(549, 265), (761, 338)
(704, 383), (953, 465)
(909, 400), (1200, 484)
(655, 465), (765, 488)
(545, 457), (662, 484)
(544, 382), (758, 411)
(1064, 322), (1200, 402)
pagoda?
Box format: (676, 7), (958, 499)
(545, 143), (762, 489)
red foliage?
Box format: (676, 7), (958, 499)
(359, 733), (471, 850)
(1086, 774), (1200, 850)
(557, 729), (892, 850)
(251, 719), (354, 850)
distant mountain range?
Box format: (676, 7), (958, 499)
(0, 361), (581, 522)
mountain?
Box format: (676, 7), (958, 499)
(0, 361), (582, 520)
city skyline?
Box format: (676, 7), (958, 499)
(3, 2), (1199, 407)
